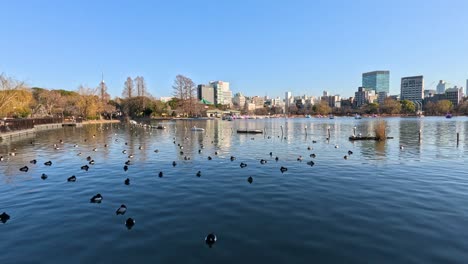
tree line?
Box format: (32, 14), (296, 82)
(285, 97), (468, 116)
(3, 72), (466, 119)
(0, 73), (208, 120)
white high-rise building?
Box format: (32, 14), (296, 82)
(401, 76), (424, 101)
(436, 80), (447, 94)
(208, 81), (232, 106)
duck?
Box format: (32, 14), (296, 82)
(214, 151), (218, 155)
(196, 171), (201, 177)
(81, 165), (89, 171)
(89, 160), (95, 165)
(9, 152), (16, 156)
(198, 149), (202, 154)
(400, 145), (404, 150)
(67, 175), (76, 182)
(30, 159), (37, 164)
(124, 178), (130, 185)
(269, 152), (273, 156)
(275, 157), (279, 162)
(116, 205), (127, 215)
(207, 156), (212, 160)
(344, 155), (348, 160)
(123, 165), (128, 172)
(172, 161), (177, 167)
(77, 152), (82, 156)
(184, 156), (190, 160)
(138, 146), (143, 150)
(41, 173), (48, 180)
(158, 171), (163, 178)
(19, 166), (29, 172)
(125, 218), (135, 229)
(128, 154), (134, 158)
(154, 149), (159, 153)
(307, 146), (311, 150)
(348, 150), (353, 155)
(122, 150), (127, 154)
(240, 162), (247, 168)
(297, 156), (303, 162)
(93, 148), (97, 152)
(180, 151), (184, 155)
(230, 156), (236, 161)
(260, 159), (267, 164)
(104, 144), (108, 148)
(44, 161), (52, 166)
(86, 156), (92, 161)
(205, 233), (217, 248)
(307, 161), (315, 166)
(247, 176), (253, 184)
(0, 156), (3, 161)
(310, 153), (316, 158)
(334, 145), (339, 149)
(74, 144), (78, 148)
(280, 166), (288, 173)
(0, 212), (10, 223)
(90, 194), (103, 203)
(312, 140), (317, 144)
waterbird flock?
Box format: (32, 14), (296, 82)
(0, 122), (359, 248)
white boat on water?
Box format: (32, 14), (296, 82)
(191, 126), (205, 131)
(354, 114), (362, 119)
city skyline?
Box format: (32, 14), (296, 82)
(1, 0), (468, 99)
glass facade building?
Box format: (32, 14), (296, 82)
(362, 71), (390, 94)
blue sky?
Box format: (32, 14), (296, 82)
(1, 0), (467, 99)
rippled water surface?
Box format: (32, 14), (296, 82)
(1, 117), (468, 264)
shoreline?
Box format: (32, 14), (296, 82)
(81, 119), (121, 124)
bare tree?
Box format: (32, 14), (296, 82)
(122, 77), (134, 98)
(134, 76), (146, 97)
(172, 75), (196, 116)
(39, 90), (64, 116)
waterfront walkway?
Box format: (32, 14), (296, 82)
(0, 119), (120, 141)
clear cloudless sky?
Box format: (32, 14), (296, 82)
(1, 0), (468, 99)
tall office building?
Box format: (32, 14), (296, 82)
(197, 84), (215, 104)
(401, 76), (424, 101)
(285, 91), (292, 109)
(436, 80), (447, 94)
(362, 71), (390, 93)
(354, 87), (369, 107)
(210, 81), (232, 106)
(445, 86), (463, 106)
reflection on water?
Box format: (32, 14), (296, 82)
(1, 117), (468, 264)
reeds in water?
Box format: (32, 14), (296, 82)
(374, 121), (387, 141)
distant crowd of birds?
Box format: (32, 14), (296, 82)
(0, 123), (360, 248)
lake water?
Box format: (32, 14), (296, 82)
(1, 117), (468, 264)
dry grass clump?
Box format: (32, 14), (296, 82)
(374, 121), (387, 141)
